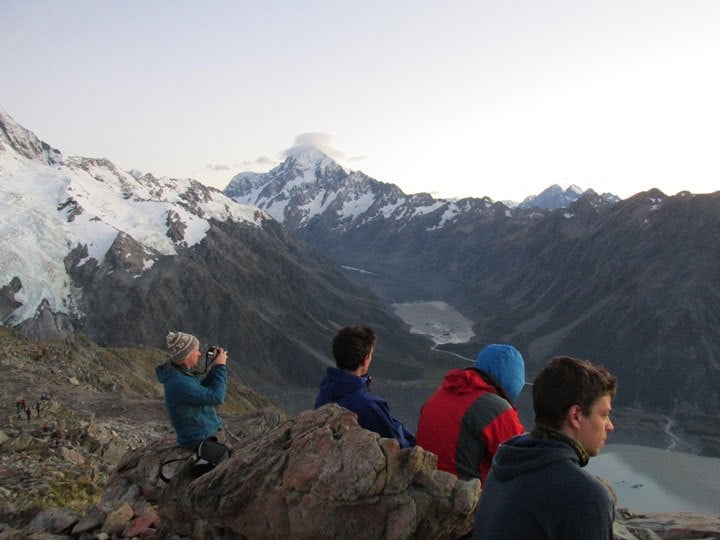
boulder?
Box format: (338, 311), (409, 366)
(157, 404), (480, 539)
(24, 507), (80, 535)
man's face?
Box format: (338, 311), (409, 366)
(185, 347), (201, 368)
(576, 394), (614, 456)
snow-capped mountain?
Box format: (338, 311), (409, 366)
(1, 108), (263, 329)
(5, 109), (720, 436)
(226, 149), (620, 234)
(225, 147), (507, 233)
(223, 147), (619, 305)
(0, 109), (445, 415)
(518, 183), (620, 210)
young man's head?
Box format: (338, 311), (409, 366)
(332, 325), (377, 374)
(533, 356), (618, 456)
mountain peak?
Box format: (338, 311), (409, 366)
(0, 109), (63, 166)
(519, 184), (618, 210)
(284, 144), (330, 163)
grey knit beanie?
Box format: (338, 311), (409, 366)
(166, 331), (199, 363)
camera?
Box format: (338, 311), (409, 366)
(206, 346), (220, 362)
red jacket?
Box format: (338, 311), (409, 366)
(416, 368), (524, 482)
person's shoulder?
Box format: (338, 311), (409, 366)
(345, 390), (388, 413)
(557, 462), (614, 503)
(579, 466), (614, 494)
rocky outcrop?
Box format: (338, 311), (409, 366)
(0, 330), (718, 540)
(614, 509), (720, 540)
(2, 404), (720, 539)
(1, 406), (480, 539)
(157, 404), (480, 539)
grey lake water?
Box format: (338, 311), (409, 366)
(392, 300), (720, 517)
(587, 444), (720, 515)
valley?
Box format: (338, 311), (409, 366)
(390, 299), (719, 456)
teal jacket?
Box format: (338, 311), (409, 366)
(156, 361), (227, 448)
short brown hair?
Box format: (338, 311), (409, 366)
(533, 356), (618, 430)
(332, 325), (377, 371)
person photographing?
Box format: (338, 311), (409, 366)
(156, 331), (228, 449)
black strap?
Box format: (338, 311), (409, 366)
(159, 455), (193, 483)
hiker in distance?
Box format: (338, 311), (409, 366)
(315, 325), (416, 448)
(416, 343), (526, 482)
(156, 331), (228, 449)
(472, 355), (618, 540)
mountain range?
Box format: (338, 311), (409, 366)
(224, 144), (720, 452)
(517, 183), (620, 209)
(2, 108), (719, 456)
(0, 109), (452, 417)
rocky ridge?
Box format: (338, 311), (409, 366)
(0, 326), (275, 529)
(1, 330), (719, 539)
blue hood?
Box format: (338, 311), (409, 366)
(475, 344), (526, 402)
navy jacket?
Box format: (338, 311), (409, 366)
(156, 361), (227, 449)
(472, 433), (615, 540)
(315, 367), (416, 448)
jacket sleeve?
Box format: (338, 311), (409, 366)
(357, 398), (416, 449)
(166, 366), (227, 406)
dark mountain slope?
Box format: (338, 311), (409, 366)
(65, 216), (450, 412)
(453, 190), (720, 414)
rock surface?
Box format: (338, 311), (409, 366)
(158, 404), (480, 539)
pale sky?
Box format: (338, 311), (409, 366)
(2, 0), (719, 202)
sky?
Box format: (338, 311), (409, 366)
(2, 1), (719, 203)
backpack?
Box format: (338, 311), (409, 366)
(159, 439), (232, 483)
(189, 439), (232, 477)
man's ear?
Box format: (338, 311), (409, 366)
(361, 353), (372, 368)
(566, 404), (584, 429)
(356, 352), (372, 374)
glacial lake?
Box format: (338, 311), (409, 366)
(587, 444), (720, 515)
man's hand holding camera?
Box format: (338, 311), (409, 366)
(206, 346), (228, 367)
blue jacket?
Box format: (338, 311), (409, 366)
(315, 367), (416, 448)
(156, 361), (227, 449)
(472, 433), (614, 540)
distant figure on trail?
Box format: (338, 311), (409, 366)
(416, 343), (526, 482)
(26, 405), (31, 422)
(472, 355), (618, 540)
(35, 401), (41, 417)
(315, 325), (416, 448)
(156, 331), (228, 449)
